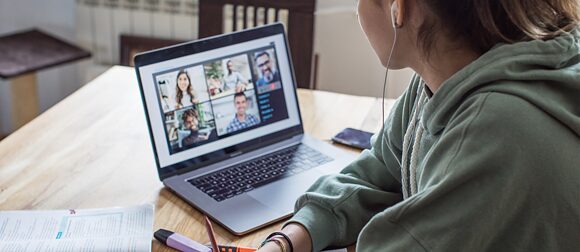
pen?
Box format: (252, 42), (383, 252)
(154, 229), (211, 252)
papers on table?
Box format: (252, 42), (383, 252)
(0, 204), (154, 252)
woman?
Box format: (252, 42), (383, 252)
(175, 70), (198, 109)
(258, 0), (580, 251)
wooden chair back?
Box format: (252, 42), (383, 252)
(199, 0), (316, 89)
(119, 34), (184, 67)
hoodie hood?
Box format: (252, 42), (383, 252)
(423, 26), (580, 136)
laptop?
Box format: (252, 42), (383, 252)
(134, 23), (357, 235)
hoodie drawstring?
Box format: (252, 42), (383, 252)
(401, 85), (428, 199)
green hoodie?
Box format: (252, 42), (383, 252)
(288, 27), (580, 251)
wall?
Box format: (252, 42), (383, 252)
(314, 0), (414, 98)
(0, 0), (85, 135)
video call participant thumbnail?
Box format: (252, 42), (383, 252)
(226, 92), (260, 133)
(255, 51), (281, 87)
(180, 108), (216, 148)
(223, 60), (248, 93)
(175, 69), (199, 109)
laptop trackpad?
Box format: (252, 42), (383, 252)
(248, 170), (321, 214)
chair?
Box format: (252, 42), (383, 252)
(119, 34), (184, 67)
(198, 0), (317, 89)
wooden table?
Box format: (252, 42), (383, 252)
(0, 29), (91, 130)
(0, 66), (395, 251)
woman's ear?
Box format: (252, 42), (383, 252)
(391, 0), (405, 28)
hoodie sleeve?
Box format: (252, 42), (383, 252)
(284, 77), (423, 251)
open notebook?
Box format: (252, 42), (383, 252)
(0, 204), (154, 251)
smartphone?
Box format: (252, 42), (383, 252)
(332, 127), (374, 150)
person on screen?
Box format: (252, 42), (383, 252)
(180, 109), (209, 147)
(254, 51), (280, 86)
(223, 60), (248, 92)
(226, 92), (259, 133)
(175, 70), (198, 109)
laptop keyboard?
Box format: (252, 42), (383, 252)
(188, 144), (333, 202)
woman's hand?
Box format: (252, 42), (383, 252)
(256, 223), (312, 252)
(256, 242), (283, 252)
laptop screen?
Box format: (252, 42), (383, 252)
(136, 24), (302, 176)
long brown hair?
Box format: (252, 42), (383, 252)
(176, 70), (195, 107)
(418, 0), (580, 54)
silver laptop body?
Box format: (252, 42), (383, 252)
(135, 23), (357, 234)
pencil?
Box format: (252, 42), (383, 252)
(204, 215), (220, 252)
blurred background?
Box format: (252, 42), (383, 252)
(0, 0), (414, 138)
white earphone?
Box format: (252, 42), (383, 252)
(391, 1), (402, 28)
(391, 2), (399, 28)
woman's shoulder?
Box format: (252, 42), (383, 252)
(449, 90), (574, 141)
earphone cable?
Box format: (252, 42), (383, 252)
(382, 30), (398, 132)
